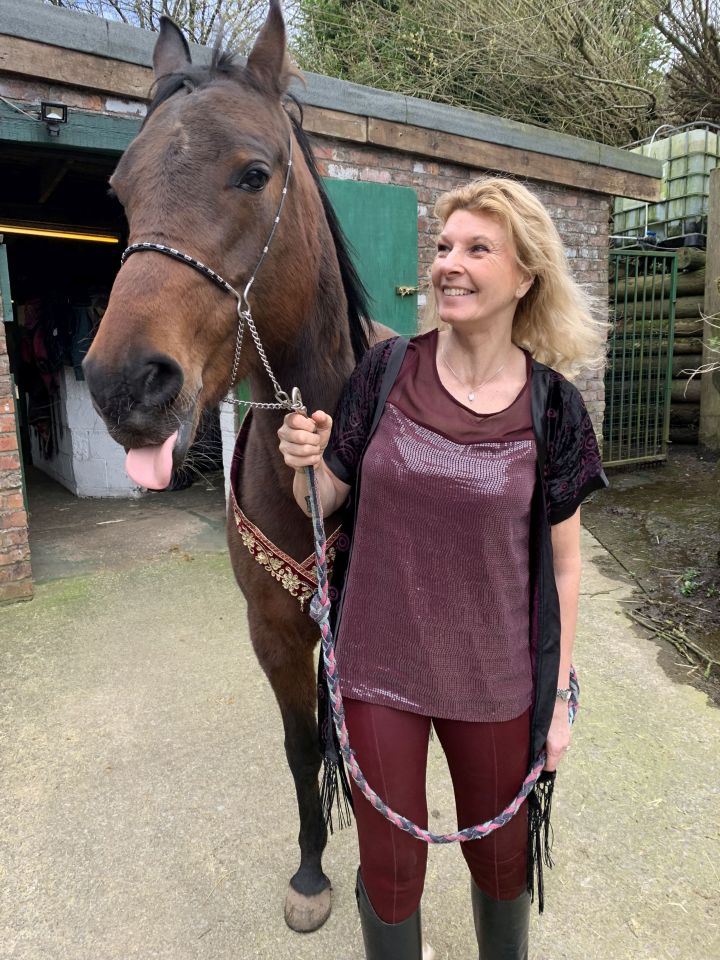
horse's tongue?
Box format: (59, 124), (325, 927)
(125, 431), (178, 489)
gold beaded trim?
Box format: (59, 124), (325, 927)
(230, 488), (339, 611)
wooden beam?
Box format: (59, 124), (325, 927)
(700, 167), (720, 450)
(0, 100), (140, 153)
(303, 105), (367, 143)
(0, 35), (152, 100)
(368, 118), (661, 201)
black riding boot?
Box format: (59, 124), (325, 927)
(355, 868), (423, 960)
(471, 880), (530, 960)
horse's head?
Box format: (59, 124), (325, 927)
(84, 1), (352, 488)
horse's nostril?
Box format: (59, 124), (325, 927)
(133, 354), (184, 407)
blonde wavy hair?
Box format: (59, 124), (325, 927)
(423, 177), (607, 380)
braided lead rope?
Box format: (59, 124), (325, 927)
(121, 137), (295, 413)
(304, 460), (579, 843)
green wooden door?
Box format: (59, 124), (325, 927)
(0, 242), (28, 513)
(323, 180), (418, 335)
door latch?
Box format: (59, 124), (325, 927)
(395, 286), (418, 297)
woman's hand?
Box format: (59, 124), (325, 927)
(543, 699), (572, 772)
(277, 410), (333, 472)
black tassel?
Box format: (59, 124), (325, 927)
(318, 673), (353, 834)
(320, 754), (353, 833)
(526, 769), (556, 914)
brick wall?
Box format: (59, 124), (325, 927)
(0, 318), (32, 603)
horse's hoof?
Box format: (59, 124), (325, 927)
(284, 884), (332, 932)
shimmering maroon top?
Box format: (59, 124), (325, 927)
(336, 331), (537, 721)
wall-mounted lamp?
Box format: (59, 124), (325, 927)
(40, 101), (68, 137)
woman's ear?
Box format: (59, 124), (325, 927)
(516, 273), (534, 299)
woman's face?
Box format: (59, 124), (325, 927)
(431, 209), (532, 331)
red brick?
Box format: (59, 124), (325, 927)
(0, 491), (23, 510)
(0, 545), (29, 566)
(1, 527), (29, 546)
(0, 434), (18, 452)
(0, 415), (17, 432)
(0, 579), (33, 603)
(0, 470), (22, 490)
(0, 560), (32, 583)
(0, 509), (27, 530)
(0, 454), (20, 471)
(360, 167), (391, 184)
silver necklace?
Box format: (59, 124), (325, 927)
(440, 347), (506, 402)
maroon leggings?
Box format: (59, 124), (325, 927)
(344, 698), (530, 924)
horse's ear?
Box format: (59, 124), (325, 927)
(153, 17), (192, 80)
(245, 0), (293, 97)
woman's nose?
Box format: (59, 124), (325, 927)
(439, 252), (462, 274)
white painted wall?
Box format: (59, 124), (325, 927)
(32, 370), (238, 503)
(31, 367), (143, 498)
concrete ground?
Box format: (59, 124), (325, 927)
(1, 474), (719, 960)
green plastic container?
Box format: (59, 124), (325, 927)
(613, 124), (720, 241)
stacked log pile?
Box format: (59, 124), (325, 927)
(668, 247), (704, 444)
(609, 248), (704, 446)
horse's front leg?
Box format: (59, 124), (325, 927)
(279, 695), (332, 929)
(250, 614), (331, 932)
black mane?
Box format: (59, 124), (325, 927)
(146, 51), (372, 363)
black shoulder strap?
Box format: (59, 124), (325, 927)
(368, 336), (410, 436)
(531, 360), (551, 472)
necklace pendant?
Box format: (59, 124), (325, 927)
(468, 392), (475, 402)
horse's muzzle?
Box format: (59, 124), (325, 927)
(83, 350), (189, 447)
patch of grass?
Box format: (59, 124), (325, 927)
(678, 568), (702, 597)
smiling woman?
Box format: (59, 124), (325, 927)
(425, 177), (607, 380)
(278, 175), (609, 958)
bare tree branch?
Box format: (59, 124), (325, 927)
(294, 0), (668, 144)
(44, 0), (301, 50)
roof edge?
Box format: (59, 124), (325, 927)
(1, 0), (660, 180)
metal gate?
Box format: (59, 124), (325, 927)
(604, 249), (677, 466)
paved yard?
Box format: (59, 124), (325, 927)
(1, 483), (718, 959)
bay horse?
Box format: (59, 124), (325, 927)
(84, 1), (386, 933)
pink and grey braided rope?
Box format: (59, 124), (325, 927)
(305, 464), (579, 844)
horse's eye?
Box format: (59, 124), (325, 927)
(238, 168), (269, 192)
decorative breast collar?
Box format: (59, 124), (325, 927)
(229, 412), (341, 611)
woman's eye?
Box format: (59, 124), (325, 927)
(470, 245), (488, 254)
(237, 168), (269, 192)
(436, 244), (449, 254)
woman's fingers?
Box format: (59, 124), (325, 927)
(277, 411), (332, 469)
(311, 410), (332, 433)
